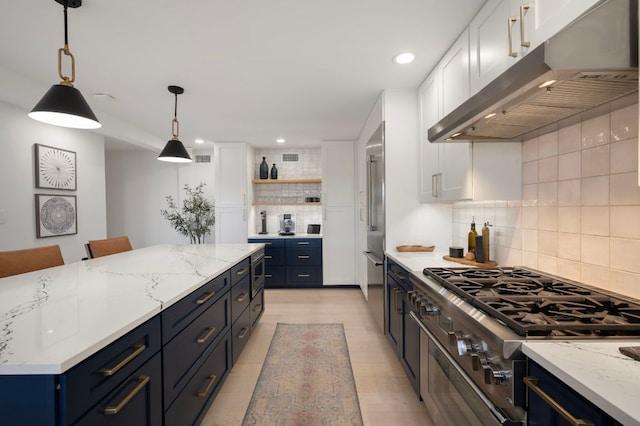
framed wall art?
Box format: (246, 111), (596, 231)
(35, 144), (77, 190)
(35, 194), (77, 238)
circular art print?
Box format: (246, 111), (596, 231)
(35, 144), (77, 190)
(36, 195), (77, 238)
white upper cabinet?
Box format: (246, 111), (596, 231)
(438, 28), (471, 117)
(470, 0), (601, 95)
(214, 143), (247, 208)
(528, 0), (601, 47)
(418, 69), (473, 203)
(321, 140), (355, 206)
(469, 0), (521, 95)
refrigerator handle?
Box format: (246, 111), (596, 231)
(363, 251), (384, 266)
(367, 154), (377, 231)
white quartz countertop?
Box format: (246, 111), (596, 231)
(385, 250), (464, 272)
(0, 243), (263, 375)
(248, 233), (322, 239)
(522, 340), (640, 426)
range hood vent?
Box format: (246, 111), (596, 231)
(429, 0), (638, 143)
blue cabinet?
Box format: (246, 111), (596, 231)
(385, 258), (420, 397)
(526, 361), (621, 426)
(249, 238), (323, 288)
(0, 254), (263, 426)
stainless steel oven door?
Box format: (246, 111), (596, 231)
(251, 250), (265, 297)
(410, 312), (519, 426)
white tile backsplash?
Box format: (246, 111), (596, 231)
(450, 102), (640, 299)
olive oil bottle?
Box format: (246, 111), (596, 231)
(467, 217), (477, 253)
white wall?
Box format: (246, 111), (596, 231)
(105, 148), (216, 247)
(383, 90), (453, 254)
(355, 90), (454, 296)
(0, 100), (107, 263)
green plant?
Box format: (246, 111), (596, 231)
(161, 183), (215, 244)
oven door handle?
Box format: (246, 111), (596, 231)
(409, 312), (511, 425)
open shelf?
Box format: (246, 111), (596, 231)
(252, 202), (321, 206)
(252, 179), (321, 184)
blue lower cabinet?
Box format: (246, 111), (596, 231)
(250, 287), (264, 328)
(249, 238), (323, 287)
(163, 293), (230, 407)
(231, 276), (251, 323)
(74, 352), (162, 426)
(286, 266), (323, 287)
(0, 375), (57, 426)
(232, 306), (252, 366)
(165, 334), (232, 426)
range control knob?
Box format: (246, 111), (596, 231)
(483, 363), (512, 386)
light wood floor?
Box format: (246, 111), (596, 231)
(201, 288), (433, 426)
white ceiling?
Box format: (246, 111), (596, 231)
(0, 0), (485, 152)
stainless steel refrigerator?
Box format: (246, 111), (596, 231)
(364, 122), (385, 332)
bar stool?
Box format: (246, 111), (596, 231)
(86, 236), (133, 258)
(0, 245), (65, 278)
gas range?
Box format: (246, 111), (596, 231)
(409, 266), (640, 425)
(423, 266), (640, 338)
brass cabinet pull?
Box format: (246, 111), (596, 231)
(238, 327), (249, 339)
(104, 375), (150, 415)
(197, 374), (218, 398)
(520, 4), (531, 47)
(393, 288), (402, 314)
(236, 267), (249, 276)
(197, 326), (217, 344)
(507, 16), (518, 57)
(99, 344), (146, 377)
(298, 274), (311, 278)
(298, 255), (310, 259)
(196, 291), (215, 305)
(253, 303), (262, 312)
(237, 293), (248, 302)
(523, 376), (594, 426)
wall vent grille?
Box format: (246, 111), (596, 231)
(282, 153), (299, 162)
(195, 155), (211, 163)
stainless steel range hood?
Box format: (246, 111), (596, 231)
(428, 0), (638, 143)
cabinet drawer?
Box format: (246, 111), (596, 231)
(74, 352), (162, 426)
(285, 238), (321, 249)
(61, 316), (161, 425)
(162, 271), (230, 344)
(250, 287), (264, 329)
(264, 265), (285, 288)
(231, 306), (252, 366)
(249, 238), (284, 249)
(286, 247), (322, 266)
(231, 275), (251, 324)
(264, 247), (285, 266)
(164, 334), (231, 426)
(387, 259), (411, 290)
(163, 293), (230, 407)
(286, 266), (323, 287)
(231, 258), (251, 286)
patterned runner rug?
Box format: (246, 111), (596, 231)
(242, 323), (364, 426)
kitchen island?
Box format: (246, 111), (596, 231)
(0, 243), (264, 425)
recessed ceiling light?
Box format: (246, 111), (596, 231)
(276, 138), (286, 144)
(195, 139), (204, 144)
(392, 52), (415, 65)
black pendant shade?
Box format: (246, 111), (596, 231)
(29, 84), (101, 129)
(158, 85), (192, 163)
(29, 0), (101, 129)
(158, 139), (192, 163)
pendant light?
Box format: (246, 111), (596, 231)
(158, 85), (192, 163)
(29, 0), (101, 129)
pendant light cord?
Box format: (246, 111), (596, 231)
(63, 0), (70, 49)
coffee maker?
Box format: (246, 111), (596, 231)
(278, 213), (296, 236)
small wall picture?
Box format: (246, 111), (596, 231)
(35, 144), (77, 190)
(36, 194), (77, 238)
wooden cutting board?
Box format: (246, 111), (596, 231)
(396, 245), (435, 252)
(619, 346), (640, 361)
(443, 255), (498, 268)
